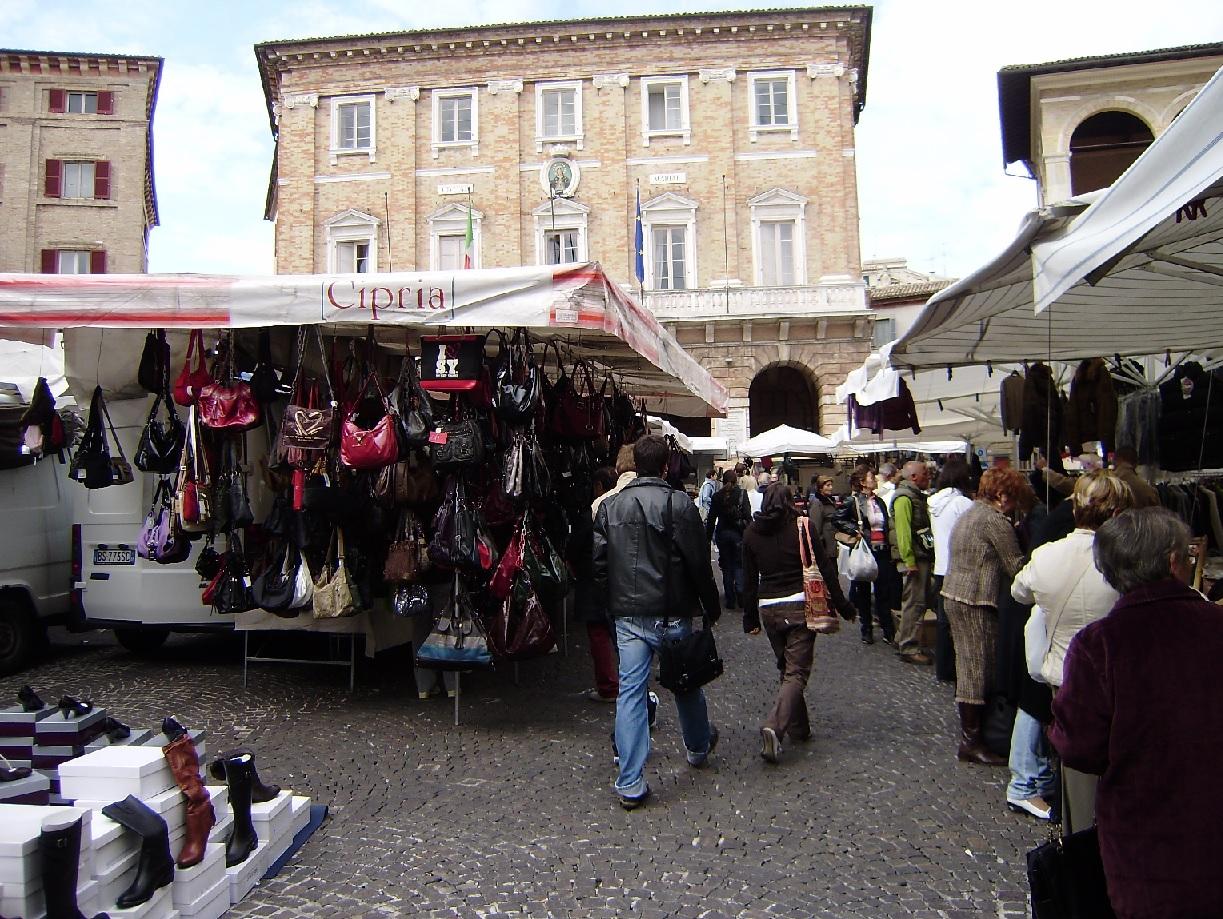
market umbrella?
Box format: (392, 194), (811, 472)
(892, 63), (1223, 370)
(737, 424), (837, 457)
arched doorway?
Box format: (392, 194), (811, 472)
(749, 363), (820, 436)
(1069, 110), (1153, 196)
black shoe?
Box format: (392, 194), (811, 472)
(619, 784), (651, 810)
(220, 754), (259, 866)
(861, 633), (875, 645)
(101, 795), (174, 908)
(646, 691), (659, 731)
(161, 716), (187, 742)
(0, 753), (32, 782)
(57, 696), (92, 718)
(102, 716), (131, 741)
(208, 747), (280, 803)
(17, 685), (45, 712)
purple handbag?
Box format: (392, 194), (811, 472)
(138, 478), (190, 564)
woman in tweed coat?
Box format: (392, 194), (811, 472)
(940, 467), (1031, 765)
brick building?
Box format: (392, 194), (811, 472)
(0, 49), (161, 275)
(255, 7), (873, 445)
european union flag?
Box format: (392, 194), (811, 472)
(634, 188), (644, 285)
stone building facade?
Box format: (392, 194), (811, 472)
(999, 42), (1223, 206)
(0, 50), (161, 274)
(255, 8), (874, 446)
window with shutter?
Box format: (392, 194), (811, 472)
(48, 89), (66, 113)
(66, 91), (98, 114)
(44, 159), (62, 197)
(61, 162), (95, 199)
(93, 161), (111, 200)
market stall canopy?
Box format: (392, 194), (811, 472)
(0, 263), (727, 416)
(892, 63), (1223, 370)
(832, 433), (969, 456)
(738, 424), (837, 457)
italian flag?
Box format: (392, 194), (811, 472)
(463, 205), (474, 269)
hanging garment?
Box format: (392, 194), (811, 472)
(1158, 362), (1223, 471)
(1000, 371), (1025, 435)
(1064, 358), (1118, 456)
(1116, 389), (1161, 466)
(850, 378), (921, 436)
(1018, 363), (1066, 470)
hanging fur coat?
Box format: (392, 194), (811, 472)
(1018, 362), (1066, 470)
(1064, 358), (1118, 455)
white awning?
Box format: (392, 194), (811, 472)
(892, 63), (1223, 370)
(738, 424), (837, 457)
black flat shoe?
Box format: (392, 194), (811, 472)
(17, 685), (45, 712)
(57, 696), (92, 718)
(861, 634), (875, 645)
(102, 716), (131, 741)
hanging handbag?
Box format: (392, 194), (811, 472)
(427, 480), (481, 571)
(175, 406), (213, 533)
(71, 387), (135, 489)
(213, 443), (254, 532)
(312, 528), (359, 619)
(174, 329), (212, 406)
(281, 326), (336, 451)
(797, 517), (839, 634)
(198, 335), (262, 431)
(1025, 606), (1051, 683)
(552, 358), (605, 439)
(393, 350), (434, 448)
(428, 415), (485, 469)
(252, 540), (310, 615)
(249, 329), (291, 404)
(489, 524), (525, 600)
(212, 533), (255, 615)
(384, 511), (429, 583)
(134, 390), (186, 474)
(521, 527), (570, 600)
(194, 535), (221, 580)
(415, 582), (493, 670)
(486, 574), (557, 661)
(340, 370), (399, 470)
(392, 583), (432, 618)
(1027, 821), (1115, 919)
(418, 334), (486, 392)
(492, 328), (541, 423)
(846, 499), (879, 582)
(138, 329), (170, 394)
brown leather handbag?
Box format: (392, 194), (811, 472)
(282, 326), (336, 451)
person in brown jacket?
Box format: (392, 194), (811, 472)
(940, 467), (1032, 766)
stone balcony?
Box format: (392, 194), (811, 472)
(643, 281), (869, 322)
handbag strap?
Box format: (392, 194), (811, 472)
(97, 391), (128, 462)
(185, 329), (206, 373)
(797, 516), (815, 569)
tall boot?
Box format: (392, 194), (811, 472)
(208, 747), (280, 803)
(222, 753), (259, 867)
(957, 703), (1007, 766)
(100, 795), (174, 908)
(162, 733), (216, 869)
(38, 817), (106, 919)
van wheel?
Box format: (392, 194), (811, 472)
(114, 628), (169, 656)
(0, 598), (40, 676)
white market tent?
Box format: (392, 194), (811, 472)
(0, 263), (728, 417)
(891, 64), (1223, 371)
(738, 424), (837, 458)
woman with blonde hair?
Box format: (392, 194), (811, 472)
(941, 466), (1033, 765)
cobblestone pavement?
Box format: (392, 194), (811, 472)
(5, 616), (1044, 918)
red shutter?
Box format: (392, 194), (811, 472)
(44, 159), (61, 197)
(41, 250), (57, 273)
(90, 250), (107, 274)
(93, 161), (111, 200)
(96, 91), (114, 115)
(48, 88), (66, 113)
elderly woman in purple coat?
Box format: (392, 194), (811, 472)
(1050, 507), (1223, 918)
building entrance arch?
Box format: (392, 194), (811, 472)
(1069, 110), (1153, 196)
(748, 362), (820, 437)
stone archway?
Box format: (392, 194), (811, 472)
(1069, 110), (1153, 196)
(748, 362), (820, 437)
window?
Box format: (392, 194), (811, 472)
(748, 71), (798, 141)
(427, 204), (482, 270)
(62, 162), (95, 199)
(432, 89), (478, 156)
(872, 317), (897, 348)
(40, 248), (105, 273)
(535, 81), (583, 150)
(44, 159), (109, 200)
(652, 227), (688, 290)
(325, 209), (379, 274)
(640, 76), (690, 146)
(532, 198), (589, 267)
(329, 96), (376, 163)
(749, 188), (807, 286)
(48, 89), (113, 115)
(639, 192), (698, 290)
(758, 221), (796, 286)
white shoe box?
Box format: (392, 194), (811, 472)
(225, 840), (266, 904)
(250, 789), (291, 845)
(0, 803), (94, 884)
(171, 842), (224, 907)
(145, 787), (187, 837)
(59, 746), (175, 802)
(287, 795), (311, 839)
(104, 881), (172, 919)
(3, 878), (99, 919)
(34, 708), (106, 746)
(176, 873), (229, 919)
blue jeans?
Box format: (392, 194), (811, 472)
(714, 528), (744, 607)
(614, 617), (713, 798)
(1007, 709), (1056, 801)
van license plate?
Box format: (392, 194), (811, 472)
(93, 548), (135, 566)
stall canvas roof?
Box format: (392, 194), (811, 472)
(738, 424), (837, 458)
(0, 262), (727, 416)
(892, 63), (1223, 370)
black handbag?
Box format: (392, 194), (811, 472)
(212, 534), (255, 615)
(70, 386), (134, 489)
(134, 391), (186, 474)
(492, 328), (541, 423)
(138, 329), (170, 394)
(428, 480), (481, 571)
(252, 540), (305, 616)
(1027, 824), (1115, 919)
(429, 416), (485, 468)
(250, 329), (291, 404)
(394, 352), (434, 449)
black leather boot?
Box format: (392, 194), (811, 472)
(222, 753), (259, 866)
(209, 747), (281, 803)
(101, 795), (174, 907)
(38, 817), (108, 919)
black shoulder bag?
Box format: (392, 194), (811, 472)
(655, 491), (723, 695)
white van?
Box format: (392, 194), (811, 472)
(0, 385), (73, 673)
(72, 396), (270, 654)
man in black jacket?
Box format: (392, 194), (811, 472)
(593, 435), (721, 809)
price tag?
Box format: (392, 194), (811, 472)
(429, 431), (448, 445)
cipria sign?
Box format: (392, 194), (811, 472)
(322, 278), (447, 321)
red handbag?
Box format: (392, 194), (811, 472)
(198, 381), (261, 431)
(554, 359), (605, 439)
(339, 371), (399, 470)
(173, 330), (211, 406)
(489, 525), (525, 600)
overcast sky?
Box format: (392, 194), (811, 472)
(3, 0), (1220, 280)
